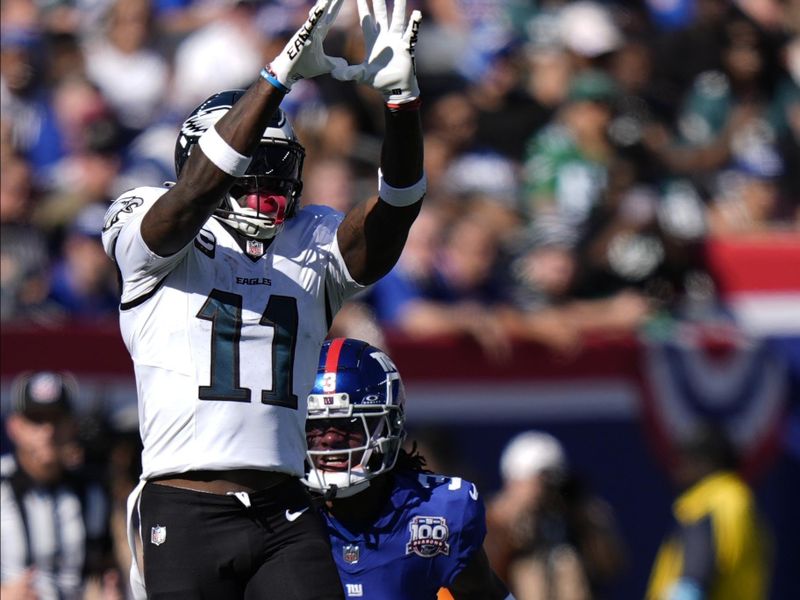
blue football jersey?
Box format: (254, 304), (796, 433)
(322, 471), (486, 599)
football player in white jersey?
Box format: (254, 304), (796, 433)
(100, 1), (425, 598)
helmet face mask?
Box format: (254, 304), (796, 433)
(174, 91), (305, 239)
(304, 339), (406, 499)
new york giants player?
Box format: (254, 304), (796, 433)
(305, 338), (512, 600)
(100, 0), (426, 598)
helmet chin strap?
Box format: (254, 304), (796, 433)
(325, 479), (371, 500)
(303, 467), (372, 499)
(213, 211), (282, 239)
(214, 188), (290, 240)
(323, 484), (338, 502)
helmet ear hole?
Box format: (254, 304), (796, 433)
(288, 180), (303, 218)
(365, 452), (384, 473)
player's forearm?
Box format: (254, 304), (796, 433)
(336, 107), (425, 283)
(333, 0), (425, 283)
(381, 105), (424, 188)
(337, 196), (421, 285)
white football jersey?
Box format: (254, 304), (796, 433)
(102, 187), (363, 479)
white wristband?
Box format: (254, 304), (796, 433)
(378, 169), (427, 207)
(198, 126), (252, 177)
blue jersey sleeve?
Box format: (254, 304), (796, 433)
(445, 478), (486, 586)
(415, 475), (487, 588)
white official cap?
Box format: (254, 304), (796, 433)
(500, 431), (567, 482)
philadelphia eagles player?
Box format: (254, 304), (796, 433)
(101, 0), (425, 598)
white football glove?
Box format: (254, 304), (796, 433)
(268, 0), (348, 91)
(332, 0), (421, 105)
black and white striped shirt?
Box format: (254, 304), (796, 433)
(0, 454), (110, 600)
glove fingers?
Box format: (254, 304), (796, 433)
(390, 0), (407, 34)
(308, 0), (331, 22)
(319, 0), (345, 34)
(355, 0), (377, 35)
(403, 9), (422, 44)
(372, 0), (389, 30)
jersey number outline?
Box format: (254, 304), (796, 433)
(197, 289), (299, 409)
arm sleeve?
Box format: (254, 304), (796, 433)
(317, 208), (365, 316)
(443, 481), (487, 587)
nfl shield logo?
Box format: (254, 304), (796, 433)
(246, 239), (264, 257)
(150, 525), (167, 546)
(342, 544), (359, 564)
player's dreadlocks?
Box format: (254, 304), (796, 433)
(312, 443), (431, 505)
(394, 441), (432, 474)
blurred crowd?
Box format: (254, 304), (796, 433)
(2, 0), (799, 354)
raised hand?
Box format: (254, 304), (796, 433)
(332, 0), (422, 106)
(267, 0), (348, 91)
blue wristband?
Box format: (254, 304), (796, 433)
(260, 68), (290, 93)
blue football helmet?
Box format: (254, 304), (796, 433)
(174, 90), (305, 240)
(304, 338), (406, 498)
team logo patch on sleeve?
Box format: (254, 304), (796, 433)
(406, 516), (450, 558)
(103, 196), (144, 232)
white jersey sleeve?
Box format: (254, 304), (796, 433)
(102, 186), (192, 306)
(302, 204), (365, 316)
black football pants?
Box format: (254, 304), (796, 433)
(139, 478), (344, 599)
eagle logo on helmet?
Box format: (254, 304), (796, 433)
(180, 105), (229, 137)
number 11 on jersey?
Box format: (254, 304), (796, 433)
(197, 289), (299, 409)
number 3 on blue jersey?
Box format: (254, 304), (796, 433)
(197, 289), (299, 409)
(417, 474), (480, 500)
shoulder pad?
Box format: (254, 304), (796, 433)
(102, 186), (168, 259)
(283, 203), (345, 246)
(415, 473), (481, 501)
(293, 203), (344, 221)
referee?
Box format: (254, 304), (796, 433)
(1, 371), (113, 600)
